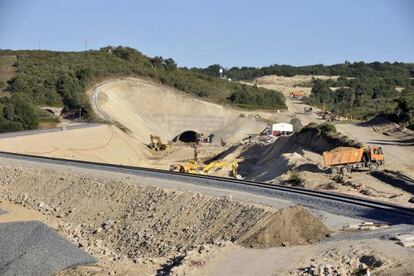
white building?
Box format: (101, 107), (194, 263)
(271, 123), (293, 137)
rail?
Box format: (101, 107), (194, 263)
(0, 151), (413, 224)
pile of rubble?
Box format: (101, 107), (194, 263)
(292, 246), (390, 275)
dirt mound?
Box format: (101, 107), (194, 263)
(238, 124), (361, 181)
(239, 206), (330, 248)
(291, 124), (362, 154)
(360, 115), (414, 138)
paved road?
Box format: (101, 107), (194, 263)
(92, 84), (112, 121)
(0, 123), (101, 139)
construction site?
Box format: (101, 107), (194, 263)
(0, 73), (413, 275)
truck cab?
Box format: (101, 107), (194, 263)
(369, 146), (384, 163)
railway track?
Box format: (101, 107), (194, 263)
(0, 151), (413, 225)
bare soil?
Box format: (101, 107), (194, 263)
(238, 206), (331, 248)
(0, 163), (329, 274)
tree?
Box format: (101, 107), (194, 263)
(164, 58), (177, 71)
(1, 94), (38, 130)
(396, 88), (414, 124)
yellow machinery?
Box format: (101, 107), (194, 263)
(149, 135), (168, 151)
(170, 159), (239, 177)
(203, 160), (238, 177)
(170, 161), (202, 173)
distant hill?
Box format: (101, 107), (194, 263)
(197, 62), (414, 122)
(198, 62), (414, 85)
(0, 47), (286, 133)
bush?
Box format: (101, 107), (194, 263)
(290, 116), (303, 132)
(317, 123), (337, 134)
(287, 171), (303, 186)
(0, 119), (24, 132)
(228, 86), (286, 109)
(0, 94), (38, 132)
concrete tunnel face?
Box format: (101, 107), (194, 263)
(173, 130), (198, 143)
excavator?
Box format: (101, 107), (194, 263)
(148, 135), (168, 151)
(203, 159), (239, 177)
(170, 159), (239, 177)
(169, 161), (202, 173)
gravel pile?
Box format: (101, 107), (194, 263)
(0, 221), (95, 275)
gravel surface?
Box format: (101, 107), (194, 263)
(0, 151), (412, 225)
(0, 221), (95, 276)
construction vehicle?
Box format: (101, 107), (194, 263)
(323, 146), (384, 174)
(170, 159), (239, 177)
(148, 135), (168, 151)
(304, 107), (313, 113)
(202, 160), (239, 177)
(169, 161), (202, 173)
(290, 91), (305, 99)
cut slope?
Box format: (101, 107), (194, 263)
(93, 78), (268, 144)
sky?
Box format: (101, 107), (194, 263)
(0, 0), (413, 68)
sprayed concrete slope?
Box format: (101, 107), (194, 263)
(94, 78), (268, 143)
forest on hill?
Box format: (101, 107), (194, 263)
(198, 62), (414, 125)
(0, 47), (286, 132)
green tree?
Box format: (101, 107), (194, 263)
(396, 88), (414, 124)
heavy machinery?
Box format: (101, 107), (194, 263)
(290, 91), (305, 99)
(169, 161), (202, 173)
(323, 146), (384, 174)
(170, 159), (239, 177)
(148, 135), (168, 151)
(202, 160), (239, 177)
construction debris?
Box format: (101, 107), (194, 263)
(342, 222), (390, 231)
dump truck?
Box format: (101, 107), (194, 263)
(323, 146), (384, 174)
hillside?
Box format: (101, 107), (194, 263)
(199, 62), (414, 122)
(0, 47), (286, 133)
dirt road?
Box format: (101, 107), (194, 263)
(337, 123), (414, 178)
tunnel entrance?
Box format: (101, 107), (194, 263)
(173, 130), (198, 143)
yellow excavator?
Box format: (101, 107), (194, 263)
(148, 135), (168, 151)
(170, 159), (239, 177)
(202, 160), (238, 177)
(169, 161), (202, 173)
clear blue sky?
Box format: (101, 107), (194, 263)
(0, 0), (413, 67)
